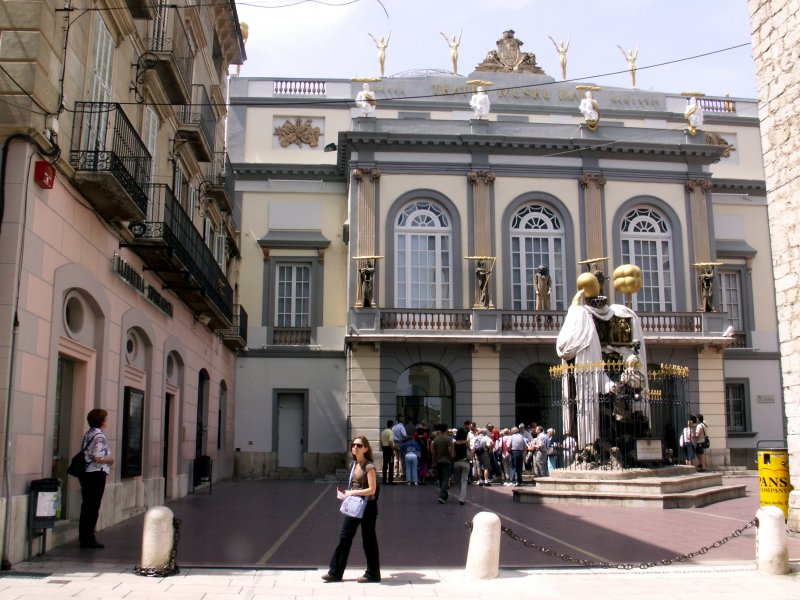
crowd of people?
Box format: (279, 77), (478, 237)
(379, 416), (578, 495)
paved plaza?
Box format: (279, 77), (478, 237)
(2, 475), (799, 598)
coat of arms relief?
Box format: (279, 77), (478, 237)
(475, 30), (544, 74)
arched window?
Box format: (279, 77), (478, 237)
(395, 200), (452, 308)
(620, 207), (674, 312)
(510, 204), (566, 309)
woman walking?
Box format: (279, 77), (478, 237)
(323, 436), (381, 583)
(79, 408), (114, 548)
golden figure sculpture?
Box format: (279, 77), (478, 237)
(235, 22), (249, 77)
(440, 30), (462, 75)
(617, 44), (638, 88)
(369, 32), (391, 78)
(548, 35), (570, 81)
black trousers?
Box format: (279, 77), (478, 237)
(436, 462), (451, 500)
(328, 499), (380, 579)
(79, 471), (107, 544)
(381, 446), (394, 484)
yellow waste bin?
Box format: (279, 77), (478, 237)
(757, 444), (793, 519)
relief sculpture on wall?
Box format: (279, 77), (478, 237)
(274, 118), (321, 148)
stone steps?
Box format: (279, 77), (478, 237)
(513, 471), (747, 508)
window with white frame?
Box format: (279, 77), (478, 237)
(620, 207), (674, 312)
(719, 270), (743, 332)
(395, 200), (452, 308)
(142, 107), (159, 220)
(510, 203), (566, 310)
(82, 16), (114, 153)
(725, 380), (748, 432)
(275, 264), (311, 327)
(214, 223), (226, 268)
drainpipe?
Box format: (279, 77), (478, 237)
(1, 314), (19, 571)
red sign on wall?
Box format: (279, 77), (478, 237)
(34, 160), (55, 189)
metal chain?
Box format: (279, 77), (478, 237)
(465, 517), (757, 570)
(133, 517), (182, 577)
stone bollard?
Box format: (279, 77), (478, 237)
(756, 505), (790, 575)
(136, 506), (177, 576)
(465, 511), (501, 579)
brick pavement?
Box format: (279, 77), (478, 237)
(2, 475), (800, 598)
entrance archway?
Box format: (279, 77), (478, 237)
(514, 363), (554, 426)
(396, 364), (454, 428)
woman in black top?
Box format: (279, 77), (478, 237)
(323, 436), (381, 583)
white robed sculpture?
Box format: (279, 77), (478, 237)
(556, 268), (649, 448)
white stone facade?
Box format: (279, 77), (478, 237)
(749, 0), (800, 531)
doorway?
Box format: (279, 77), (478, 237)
(276, 392), (305, 468)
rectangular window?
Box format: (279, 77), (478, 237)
(214, 224), (226, 268)
(122, 387), (145, 478)
(719, 270), (743, 332)
(82, 16), (115, 154)
(725, 380), (748, 432)
(276, 265), (310, 327)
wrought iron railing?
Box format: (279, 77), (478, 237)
(135, 184), (233, 321)
(380, 309), (472, 331)
(179, 85), (216, 155)
(70, 102), (151, 213)
(146, 6), (194, 93)
(216, 304), (247, 342)
(273, 327), (311, 345)
(728, 332), (748, 348)
(204, 152), (234, 210)
(547, 362), (691, 470)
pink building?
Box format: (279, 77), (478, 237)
(0, 2), (246, 562)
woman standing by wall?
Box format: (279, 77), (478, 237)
(79, 408), (114, 549)
(323, 436), (381, 583)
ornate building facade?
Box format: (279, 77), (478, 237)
(0, 1), (245, 561)
(228, 34), (782, 480)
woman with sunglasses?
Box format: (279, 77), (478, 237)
(323, 436), (381, 583)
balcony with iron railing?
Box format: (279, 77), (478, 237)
(70, 102), (151, 221)
(177, 85), (216, 162)
(216, 304), (248, 349)
(202, 152), (234, 214)
(144, 9), (194, 104)
(124, 183), (233, 327)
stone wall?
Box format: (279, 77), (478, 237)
(748, 0), (800, 530)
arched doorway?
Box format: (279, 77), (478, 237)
(396, 364), (454, 428)
(514, 363), (554, 426)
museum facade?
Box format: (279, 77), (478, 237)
(229, 36), (781, 477)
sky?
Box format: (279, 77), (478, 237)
(233, 0), (758, 99)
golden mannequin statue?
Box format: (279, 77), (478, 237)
(369, 32), (391, 77)
(440, 30), (462, 75)
(617, 44), (638, 88)
(548, 35), (570, 81)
